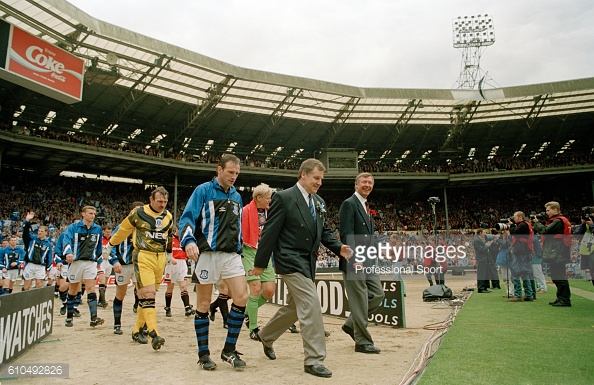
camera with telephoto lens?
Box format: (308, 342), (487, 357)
(530, 212), (547, 221)
(494, 217), (513, 231)
(581, 206), (594, 221)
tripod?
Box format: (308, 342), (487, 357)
(428, 198), (445, 285)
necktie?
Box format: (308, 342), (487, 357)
(308, 194), (316, 220)
(365, 201), (372, 222)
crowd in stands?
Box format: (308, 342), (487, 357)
(3, 119), (594, 271)
(3, 125), (300, 170)
(4, 123), (592, 174)
(3, 173), (591, 272)
(358, 153), (593, 175)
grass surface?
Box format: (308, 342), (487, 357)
(569, 279), (594, 292)
(416, 282), (594, 385)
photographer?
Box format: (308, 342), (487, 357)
(474, 229), (494, 293)
(531, 233), (547, 294)
(575, 208), (594, 286)
(507, 212), (535, 302)
(495, 229), (514, 297)
(532, 201), (572, 307)
(487, 230), (501, 290)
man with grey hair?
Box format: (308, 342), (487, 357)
(251, 158), (353, 378)
(339, 172), (384, 354)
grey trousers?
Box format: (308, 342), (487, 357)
(258, 272), (326, 366)
(342, 271), (384, 345)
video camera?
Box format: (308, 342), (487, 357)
(581, 206), (594, 221)
(530, 212), (547, 221)
(494, 217), (513, 231)
(427, 197), (440, 204)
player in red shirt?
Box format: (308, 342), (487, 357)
(163, 228), (194, 317)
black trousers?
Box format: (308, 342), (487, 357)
(477, 280), (490, 291)
(477, 261), (490, 291)
(549, 261), (571, 303)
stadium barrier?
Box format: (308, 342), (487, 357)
(0, 286), (54, 364)
(270, 276), (406, 328)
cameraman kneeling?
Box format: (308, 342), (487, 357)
(507, 212), (535, 302)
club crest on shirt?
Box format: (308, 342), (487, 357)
(155, 218), (163, 229)
(199, 269), (209, 280)
(233, 205), (240, 216)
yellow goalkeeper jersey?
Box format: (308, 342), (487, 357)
(110, 204), (173, 253)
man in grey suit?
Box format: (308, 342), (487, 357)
(339, 172), (384, 354)
(250, 158), (353, 378)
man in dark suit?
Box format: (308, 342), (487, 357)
(250, 158), (353, 378)
(474, 229), (494, 293)
(339, 172), (384, 354)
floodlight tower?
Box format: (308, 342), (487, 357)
(452, 14), (495, 90)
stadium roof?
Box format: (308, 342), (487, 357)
(1, 0), (594, 188)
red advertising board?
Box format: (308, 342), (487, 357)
(4, 24), (83, 103)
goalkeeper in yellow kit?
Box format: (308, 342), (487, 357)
(103, 186), (173, 350)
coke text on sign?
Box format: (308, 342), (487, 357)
(7, 25), (84, 101)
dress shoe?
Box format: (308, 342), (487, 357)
(536, 290), (548, 294)
(355, 344), (381, 354)
(549, 299), (560, 305)
(507, 297), (524, 302)
(288, 324), (299, 333)
(261, 340), (276, 360)
(304, 365), (332, 378)
(477, 290), (491, 293)
(341, 324), (355, 341)
(551, 301), (571, 307)
(523, 297), (534, 302)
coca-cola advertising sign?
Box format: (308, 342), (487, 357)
(2, 23), (83, 102)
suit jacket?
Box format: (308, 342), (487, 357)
(254, 184), (343, 280)
(473, 236), (491, 262)
(338, 194), (375, 273)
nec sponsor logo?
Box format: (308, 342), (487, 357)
(25, 46), (66, 82)
(146, 231), (167, 240)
